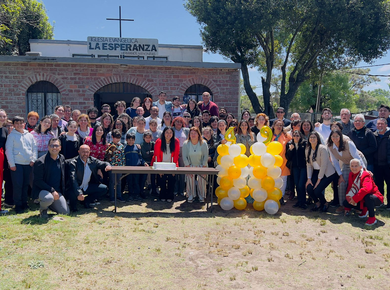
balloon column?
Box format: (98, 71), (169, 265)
(215, 126), (284, 215)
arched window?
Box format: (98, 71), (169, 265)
(27, 81), (61, 117)
(94, 82), (152, 109)
(184, 84), (213, 104)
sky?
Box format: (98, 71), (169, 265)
(42, 0), (390, 95)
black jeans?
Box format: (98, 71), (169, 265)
(11, 164), (32, 211)
(159, 174), (175, 200)
(292, 167), (307, 206)
(307, 170), (338, 206)
(374, 164), (390, 207)
(343, 194), (382, 217)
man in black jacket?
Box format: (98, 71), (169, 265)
(348, 114), (377, 172)
(68, 144), (112, 210)
(373, 118), (390, 210)
(33, 138), (69, 219)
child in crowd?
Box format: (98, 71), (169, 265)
(149, 119), (162, 142)
(106, 129), (125, 203)
(124, 133), (148, 200)
(140, 131), (156, 196)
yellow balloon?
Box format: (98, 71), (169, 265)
(217, 144), (229, 156)
(217, 155), (222, 165)
(260, 126), (273, 145)
(238, 143), (246, 154)
(261, 176), (275, 191)
(228, 165), (241, 179)
(215, 187), (228, 199)
(267, 188), (282, 201)
(234, 198), (247, 210)
(267, 141), (283, 156)
(225, 127), (236, 144)
(253, 200), (265, 211)
(217, 197), (222, 205)
(239, 186), (250, 198)
(249, 188), (254, 198)
(250, 145), (254, 155)
(220, 176), (233, 190)
(234, 154), (249, 168)
(248, 154), (261, 167)
(274, 155), (283, 167)
(253, 166), (267, 179)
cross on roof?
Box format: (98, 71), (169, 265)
(106, 6), (134, 38)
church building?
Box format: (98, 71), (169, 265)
(0, 37), (240, 118)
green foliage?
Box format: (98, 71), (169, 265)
(355, 89), (390, 112)
(186, 0), (390, 113)
(0, 0), (53, 55)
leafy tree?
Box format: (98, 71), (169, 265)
(356, 89), (390, 111)
(186, 0), (390, 115)
(0, 0), (53, 55)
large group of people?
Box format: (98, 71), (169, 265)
(0, 92), (388, 226)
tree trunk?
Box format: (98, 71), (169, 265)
(261, 77), (274, 119)
(240, 63), (263, 114)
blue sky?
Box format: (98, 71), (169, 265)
(42, 0), (390, 94)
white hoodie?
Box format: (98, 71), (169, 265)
(5, 129), (37, 167)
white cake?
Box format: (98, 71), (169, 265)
(153, 162), (177, 170)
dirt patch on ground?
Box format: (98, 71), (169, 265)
(1, 196), (390, 289)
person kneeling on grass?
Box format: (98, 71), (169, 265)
(68, 144), (112, 210)
(33, 138), (70, 219)
(343, 159), (384, 226)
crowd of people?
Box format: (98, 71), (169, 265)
(0, 91), (388, 226)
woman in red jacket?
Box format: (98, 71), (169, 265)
(151, 126), (180, 202)
(343, 158), (384, 226)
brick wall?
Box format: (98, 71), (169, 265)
(0, 61), (240, 118)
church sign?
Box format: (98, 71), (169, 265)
(87, 36), (158, 56)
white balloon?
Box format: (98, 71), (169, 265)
(220, 197), (234, 211)
(248, 177), (262, 190)
(252, 189), (268, 202)
(221, 155), (234, 168)
(217, 168), (228, 178)
(261, 153), (276, 168)
(233, 178), (246, 188)
(216, 165), (223, 171)
(228, 187), (241, 200)
(256, 132), (266, 143)
(240, 166), (249, 178)
(264, 199), (279, 215)
(228, 144), (241, 157)
(248, 166), (254, 177)
(217, 176), (221, 185)
(252, 142), (267, 156)
(274, 177), (283, 189)
(267, 167), (282, 179)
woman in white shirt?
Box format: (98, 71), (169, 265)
(305, 131), (338, 212)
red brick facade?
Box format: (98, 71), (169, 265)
(0, 59), (240, 117)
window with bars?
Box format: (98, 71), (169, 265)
(183, 84), (213, 104)
(26, 81), (61, 117)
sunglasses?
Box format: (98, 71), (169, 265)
(184, 116), (191, 118)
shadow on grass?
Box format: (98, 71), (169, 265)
(21, 214), (50, 225)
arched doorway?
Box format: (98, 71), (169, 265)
(94, 82), (152, 110)
(183, 84), (213, 104)
(26, 81), (61, 117)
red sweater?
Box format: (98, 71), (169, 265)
(151, 138), (180, 167)
(346, 171), (384, 207)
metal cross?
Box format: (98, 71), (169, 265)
(106, 6), (134, 38)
